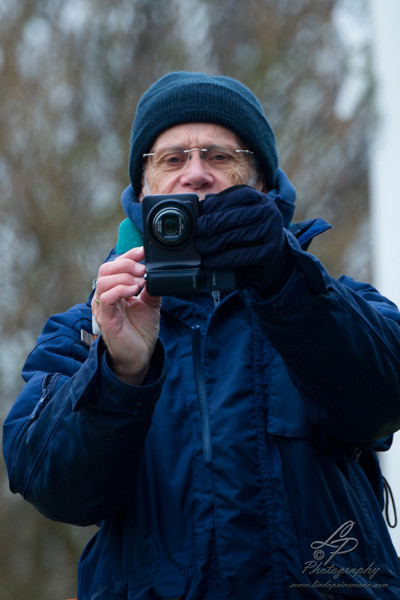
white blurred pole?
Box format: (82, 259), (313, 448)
(369, 0), (400, 553)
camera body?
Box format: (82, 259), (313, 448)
(142, 193), (239, 296)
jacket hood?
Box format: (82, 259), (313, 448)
(121, 168), (296, 231)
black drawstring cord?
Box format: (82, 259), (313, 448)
(383, 476), (398, 528)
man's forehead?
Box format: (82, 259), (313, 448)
(152, 122), (244, 149)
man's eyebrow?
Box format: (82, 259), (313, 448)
(152, 144), (229, 152)
(151, 145), (186, 152)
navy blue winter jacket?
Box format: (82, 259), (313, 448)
(4, 172), (400, 599)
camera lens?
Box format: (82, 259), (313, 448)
(151, 207), (192, 245)
(163, 214), (180, 236)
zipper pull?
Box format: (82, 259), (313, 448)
(211, 290), (221, 308)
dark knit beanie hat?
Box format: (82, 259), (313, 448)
(129, 71), (278, 195)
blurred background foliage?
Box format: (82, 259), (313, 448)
(0, 0), (372, 598)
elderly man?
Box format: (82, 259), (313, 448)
(4, 72), (400, 600)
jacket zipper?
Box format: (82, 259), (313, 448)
(192, 325), (213, 468)
(29, 373), (59, 421)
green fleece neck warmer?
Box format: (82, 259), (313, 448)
(115, 218), (143, 254)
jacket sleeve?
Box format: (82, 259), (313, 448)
(2, 302), (166, 526)
(242, 231), (400, 446)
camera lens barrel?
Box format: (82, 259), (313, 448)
(151, 206), (192, 245)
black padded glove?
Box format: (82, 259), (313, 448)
(195, 185), (294, 296)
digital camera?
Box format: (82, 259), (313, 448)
(142, 193), (240, 296)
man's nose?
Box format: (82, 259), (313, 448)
(179, 152), (215, 188)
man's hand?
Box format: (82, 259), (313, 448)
(195, 185), (293, 296)
(91, 247), (161, 385)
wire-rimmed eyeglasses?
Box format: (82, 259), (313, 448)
(143, 146), (254, 171)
